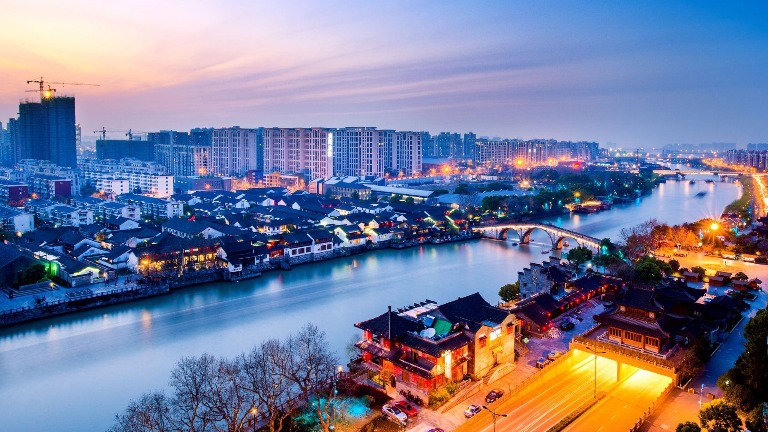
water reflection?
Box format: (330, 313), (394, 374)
(0, 180), (742, 432)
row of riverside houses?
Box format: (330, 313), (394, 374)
(1, 186), (472, 294)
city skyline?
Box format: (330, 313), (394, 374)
(2, 1), (767, 148)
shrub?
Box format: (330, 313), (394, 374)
(428, 387), (451, 409)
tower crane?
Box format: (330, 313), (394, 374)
(125, 129), (147, 141)
(26, 77), (100, 101)
(94, 128), (146, 141)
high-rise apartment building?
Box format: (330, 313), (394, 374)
(17, 96), (77, 168)
(150, 130), (210, 177)
(211, 127), (259, 177)
(96, 139), (155, 161)
(332, 127), (387, 177)
(393, 132), (422, 176)
(263, 127), (332, 179)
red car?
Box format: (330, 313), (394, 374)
(393, 400), (418, 417)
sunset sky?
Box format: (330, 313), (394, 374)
(1, 0), (767, 147)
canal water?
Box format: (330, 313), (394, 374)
(0, 177), (740, 432)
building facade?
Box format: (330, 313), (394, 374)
(354, 293), (518, 393)
(211, 127), (259, 177)
(17, 96), (77, 168)
(263, 128), (332, 179)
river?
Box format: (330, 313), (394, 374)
(0, 176), (740, 432)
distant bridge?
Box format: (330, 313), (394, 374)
(474, 223), (601, 250)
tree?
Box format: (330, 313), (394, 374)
(481, 195), (505, 213)
(668, 259), (680, 272)
(241, 339), (297, 432)
(404, 196), (415, 205)
(283, 324), (339, 432)
(351, 191), (360, 200)
(453, 183), (470, 195)
(168, 354), (217, 432)
(719, 307), (768, 412)
(567, 246), (593, 266)
(675, 421), (701, 432)
(699, 399), (742, 432)
(108, 391), (172, 432)
(691, 266), (706, 277)
(746, 406), (768, 432)
(499, 281), (520, 302)
(732, 271), (749, 281)
(620, 219), (660, 261)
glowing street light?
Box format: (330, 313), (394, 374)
(710, 222), (719, 231)
(249, 407), (258, 432)
(482, 405), (508, 432)
(583, 344), (607, 399)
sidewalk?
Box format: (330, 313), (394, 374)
(0, 273), (139, 314)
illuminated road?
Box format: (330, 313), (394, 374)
(469, 355), (672, 432)
(563, 369), (673, 432)
(477, 356), (618, 432)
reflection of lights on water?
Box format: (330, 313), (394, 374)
(141, 311), (152, 330)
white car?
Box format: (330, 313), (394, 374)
(382, 403), (408, 426)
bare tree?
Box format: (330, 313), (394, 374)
(169, 354), (217, 432)
(283, 323), (339, 403)
(240, 339), (297, 432)
(108, 391), (172, 432)
(281, 323), (340, 432)
(185, 355), (251, 432)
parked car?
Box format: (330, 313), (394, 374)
(560, 321), (575, 331)
(393, 400), (418, 417)
(464, 404), (482, 418)
(547, 350), (562, 361)
(536, 357), (550, 369)
(485, 389), (505, 403)
(382, 404), (408, 426)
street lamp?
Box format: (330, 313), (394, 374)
(482, 405), (508, 432)
(583, 345), (607, 399)
(249, 407), (258, 432)
(699, 384), (705, 409)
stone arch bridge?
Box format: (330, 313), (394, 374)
(474, 223), (601, 250)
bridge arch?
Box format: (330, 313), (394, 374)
(554, 235), (588, 250)
(476, 223), (600, 251)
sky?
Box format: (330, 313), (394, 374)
(1, 0), (767, 148)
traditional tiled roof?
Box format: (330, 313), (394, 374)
(612, 286), (663, 312)
(355, 311), (424, 340)
(594, 312), (669, 339)
(437, 293), (511, 331)
(400, 332), (473, 358)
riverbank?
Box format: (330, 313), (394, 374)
(0, 231), (482, 328)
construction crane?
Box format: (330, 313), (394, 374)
(26, 77), (99, 101)
(94, 128), (146, 141)
(125, 129), (147, 141)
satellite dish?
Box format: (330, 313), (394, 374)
(420, 328), (436, 338)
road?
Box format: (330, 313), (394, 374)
(563, 369), (672, 432)
(476, 356), (618, 432)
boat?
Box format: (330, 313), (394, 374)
(511, 242), (519, 246)
(689, 180), (696, 184)
(696, 191), (707, 197)
(705, 179), (714, 183)
(542, 250), (550, 254)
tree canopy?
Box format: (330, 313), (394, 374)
(499, 281), (520, 302)
(698, 399), (742, 432)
